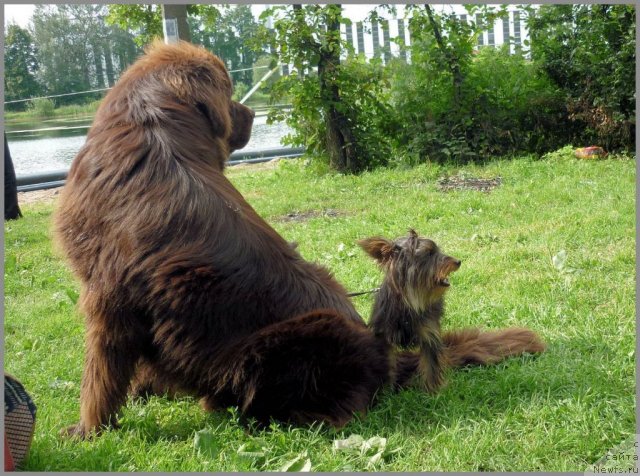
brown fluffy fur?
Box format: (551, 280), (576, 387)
(55, 42), (543, 440)
(55, 41), (394, 438)
(358, 230), (546, 392)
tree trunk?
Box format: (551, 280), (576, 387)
(161, 4), (191, 43)
(91, 41), (105, 88)
(4, 134), (22, 220)
(318, 5), (360, 173)
(103, 41), (115, 87)
(424, 5), (464, 107)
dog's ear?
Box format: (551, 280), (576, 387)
(357, 237), (397, 264)
(228, 101), (254, 151)
(407, 228), (420, 251)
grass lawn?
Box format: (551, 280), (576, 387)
(4, 148), (635, 471)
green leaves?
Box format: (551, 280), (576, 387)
(528, 4), (635, 151)
(551, 249), (568, 271)
(193, 432), (312, 473)
(258, 5), (394, 172)
(332, 434), (400, 469)
(237, 439), (268, 462)
(280, 452), (312, 472)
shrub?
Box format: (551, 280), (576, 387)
(527, 4), (636, 152)
(390, 46), (568, 163)
(232, 82), (249, 102)
(26, 98), (55, 117)
(268, 56), (394, 171)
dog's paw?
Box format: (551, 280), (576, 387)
(60, 422), (92, 440)
(199, 395), (222, 413)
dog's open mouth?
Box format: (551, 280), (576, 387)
(438, 260), (461, 287)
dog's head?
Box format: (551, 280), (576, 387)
(358, 229), (461, 310)
(113, 40), (254, 163)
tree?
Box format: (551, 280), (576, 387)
(107, 4), (222, 47)
(106, 4), (164, 47)
(107, 5), (259, 88)
(32, 4), (92, 99)
(317, 5), (360, 172)
(227, 6), (260, 85)
(258, 5), (391, 173)
(4, 24), (41, 109)
(526, 4), (635, 150)
(195, 5), (259, 86)
(387, 5), (569, 162)
(31, 5), (139, 103)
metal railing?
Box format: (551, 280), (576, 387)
(16, 146), (305, 193)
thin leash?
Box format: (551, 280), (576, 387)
(346, 287), (380, 298)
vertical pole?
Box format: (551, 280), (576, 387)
(502, 15), (511, 53)
(382, 20), (391, 63)
(356, 21), (365, 56)
(162, 4), (191, 43)
(476, 13), (484, 49)
(397, 19), (407, 61)
(371, 19), (380, 59)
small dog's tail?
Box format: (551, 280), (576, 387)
(209, 310), (390, 427)
(442, 327), (545, 368)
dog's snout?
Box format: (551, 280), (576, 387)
(250, 108), (256, 118)
(453, 259), (462, 268)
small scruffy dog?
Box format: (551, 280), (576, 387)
(358, 229), (546, 392)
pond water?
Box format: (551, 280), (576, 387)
(6, 114), (292, 176)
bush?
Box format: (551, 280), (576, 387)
(232, 82), (249, 102)
(390, 46), (568, 163)
(252, 55), (280, 94)
(528, 4), (636, 152)
(268, 56), (394, 171)
(26, 98), (55, 117)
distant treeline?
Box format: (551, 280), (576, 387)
(4, 5), (265, 110)
(5, 4), (635, 169)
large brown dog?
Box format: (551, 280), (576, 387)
(56, 41), (397, 438)
(56, 42), (542, 439)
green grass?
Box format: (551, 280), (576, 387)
(4, 149), (635, 471)
(5, 97), (274, 123)
(5, 100), (104, 122)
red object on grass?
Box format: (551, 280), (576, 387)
(574, 146), (607, 159)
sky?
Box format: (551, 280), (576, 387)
(4, 4), (395, 28)
(7, 4), (491, 30)
(4, 4), (35, 27)
(4, 4), (520, 60)
(4, 4), (511, 29)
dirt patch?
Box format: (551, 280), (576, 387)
(18, 187), (63, 205)
(277, 208), (345, 223)
(437, 175), (502, 193)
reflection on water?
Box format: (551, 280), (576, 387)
(8, 135), (88, 175)
(6, 115), (292, 176)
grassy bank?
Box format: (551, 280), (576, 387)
(4, 100), (103, 123)
(5, 92), (272, 124)
(4, 150), (635, 471)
